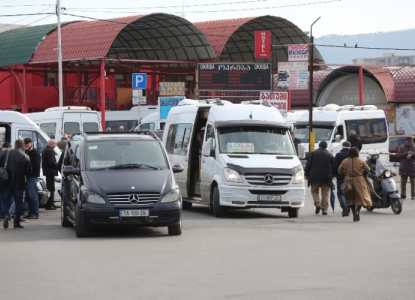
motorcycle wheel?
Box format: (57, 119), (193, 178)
(365, 206), (374, 212)
(391, 199), (402, 214)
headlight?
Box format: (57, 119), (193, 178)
(161, 189), (180, 203)
(83, 191), (106, 204)
(292, 169), (304, 184)
(223, 168), (243, 183)
(384, 170), (391, 178)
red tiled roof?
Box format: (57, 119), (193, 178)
(390, 68), (415, 102)
(365, 67), (395, 101)
(31, 16), (143, 62)
(289, 70), (332, 106)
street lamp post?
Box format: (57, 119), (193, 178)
(308, 16), (321, 153)
(56, 0), (63, 107)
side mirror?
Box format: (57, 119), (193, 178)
(335, 135), (342, 143)
(202, 141), (211, 157)
(297, 143), (306, 159)
(63, 165), (81, 176)
(172, 164), (184, 173)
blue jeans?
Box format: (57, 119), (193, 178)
(336, 179), (346, 209)
(25, 177), (39, 217)
(1, 186), (23, 223)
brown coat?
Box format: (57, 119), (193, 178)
(338, 157), (372, 207)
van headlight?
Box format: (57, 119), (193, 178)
(292, 169), (304, 184)
(83, 191), (106, 204)
(161, 189), (180, 203)
(223, 168), (243, 183)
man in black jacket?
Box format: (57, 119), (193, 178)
(0, 139), (31, 229)
(24, 138), (41, 219)
(304, 141), (333, 215)
(291, 132), (301, 155)
(42, 139), (58, 210)
(332, 141), (351, 216)
(347, 130), (362, 151)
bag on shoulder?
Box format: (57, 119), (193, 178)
(0, 150), (10, 191)
(341, 157), (353, 194)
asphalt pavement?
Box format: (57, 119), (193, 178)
(1, 182), (414, 300)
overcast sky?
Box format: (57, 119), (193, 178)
(1, 0), (414, 37)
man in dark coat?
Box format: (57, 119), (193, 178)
(291, 132), (301, 155)
(42, 139), (58, 210)
(0, 142), (12, 218)
(332, 141), (351, 216)
(304, 141), (333, 215)
(347, 130), (362, 151)
(24, 138), (41, 219)
(0, 139), (31, 229)
(397, 136), (415, 199)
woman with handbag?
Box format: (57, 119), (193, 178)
(338, 147), (372, 222)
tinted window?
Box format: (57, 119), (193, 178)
(165, 124), (178, 154)
(40, 123), (56, 139)
(345, 118), (387, 144)
(140, 122), (155, 130)
(64, 122), (80, 135)
(390, 137), (408, 147)
(83, 122), (99, 132)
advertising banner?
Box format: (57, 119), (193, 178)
(255, 31), (271, 59)
(159, 82), (185, 96)
(288, 44), (309, 61)
(376, 104), (395, 135)
(396, 105), (415, 135)
(159, 96), (185, 119)
(277, 61), (308, 90)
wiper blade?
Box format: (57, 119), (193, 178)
(109, 163), (160, 170)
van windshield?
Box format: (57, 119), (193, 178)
(86, 140), (168, 170)
(218, 126), (295, 155)
(294, 125), (334, 143)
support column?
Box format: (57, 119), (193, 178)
(22, 65), (28, 113)
(100, 58), (106, 130)
(359, 66), (364, 105)
(77, 69), (82, 105)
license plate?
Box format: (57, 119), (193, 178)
(119, 210), (149, 217)
(257, 195), (281, 201)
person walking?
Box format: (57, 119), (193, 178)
(0, 139), (31, 229)
(347, 130), (362, 151)
(338, 147), (372, 222)
(332, 141), (351, 216)
(304, 141), (334, 215)
(397, 136), (415, 199)
(23, 138), (41, 219)
(0, 142), (12, 218)
(42, 139), (58, 210)
(56, 134), (68, 151)
(291, 132), (301, 154)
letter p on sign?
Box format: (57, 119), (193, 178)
(132, 73), (147, 89)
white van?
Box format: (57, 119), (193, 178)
(293, 104), (389, 164)
(162, 99), (305, 218)
(26, 106), (102, 141)
(0, 111), (62, 199)
(105, 105), (158, 131)
(133, 111), (164, 131)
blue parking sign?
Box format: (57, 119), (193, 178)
(132, 73), (147, 89)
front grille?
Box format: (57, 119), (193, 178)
(107, 193), (160, 206)
(244, 173), (292, 186)
(248, 190), (287, 195)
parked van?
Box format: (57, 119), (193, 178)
(105, 105), (157, 131)
(133, 111), (164, 131)
(0, 111), (61, 199)
(26, 106), (102, 141)
(293, 104), (389, 164)
(162, 99), (305, 218)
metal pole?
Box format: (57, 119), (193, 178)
(359, 66), (364, 105)
(56, 0), (63, 107)
(308, 16), (320, 153)
(100, 59), (106, 130)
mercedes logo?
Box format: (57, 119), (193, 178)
(264, 174), (274, 185)
(129, 194), (140, 204)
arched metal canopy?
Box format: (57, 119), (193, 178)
(195, 15), (325, 63)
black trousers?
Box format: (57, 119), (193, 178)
(45, 176), (55, 207)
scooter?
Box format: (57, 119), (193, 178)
(366, 161), (402, 214)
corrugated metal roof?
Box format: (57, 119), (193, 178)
(365, 67), (395, 101)
(390, 68), (415, 102)
(0, 23), (59, 67)
(32, 13), (215, 63)
(195, 16), (325, 63)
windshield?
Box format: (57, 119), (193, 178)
(375, 159), (395, 176)
(218, 126), (295, 155)
(294, 126), (334, 143)
(86, 140), (168, 170)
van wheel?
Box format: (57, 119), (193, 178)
(168, 219), (182, 236)
(288, 208), (299, 218)
(212, 187), (226, 218)
(182, 201), (192, 210)
(61, 200), (72, 227)
(75, 204), (90, 238)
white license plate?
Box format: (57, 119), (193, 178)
(119, 210), (149, 217)
(257, 195), (281, 201)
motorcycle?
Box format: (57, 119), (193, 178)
(366, 160), (402, 214)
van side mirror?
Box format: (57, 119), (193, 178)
(202, 141), (215, 157)
(297, 144), (306, 159)
(335, 135), (342, 143)
(63, 165), (80, 176)
(172, 164), (184, 173)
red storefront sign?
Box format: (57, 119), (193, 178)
(255, 31), (271, 59)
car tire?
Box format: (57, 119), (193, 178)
(212, 187), (226, 218)
(168, 219), (182, 236)
(75, 204), (90, 238)
(182, 201), (192, 210)
(61, 200), (72, 227)
(288, 207), (299, 218)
